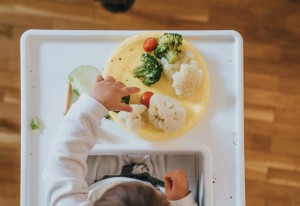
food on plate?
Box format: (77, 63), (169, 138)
(143, 38), (158, 52)
(117, 104), (147, 133)
(160, 58), (181, 81)
(161, 48), (202, 98)
(30, 116), (40, 130)
(68, 65), (100, 96)
(113, 95), (131, 114)
(148, 94), (186, 133)
(103, 31), (210, 140)
(133, 53), (163, 86)
(141, 91), (154, 108)
(120, 95), (130, 104)
(154, 33), (183, 64)
(131, 32), (203, 97)
(172, 60), (203, 98)
(160, 50), (194, 81)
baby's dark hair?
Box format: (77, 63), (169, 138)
(94, 182), (170, 206)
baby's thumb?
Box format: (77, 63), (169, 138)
(96, 75), (104, 82)
(164, 176), (172, 193)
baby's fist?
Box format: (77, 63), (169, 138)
(164, 169), (189, 201)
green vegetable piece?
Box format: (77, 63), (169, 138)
(120, 95), (130, 104)
(133, 53), (163, 86)
(154, 33), (183, 64)
(104, 114), (111, 119)
(30, 116), (40, 130)
(68, 65), (100, 96)
(114, 95), (130, 113)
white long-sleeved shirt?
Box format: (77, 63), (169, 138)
(43, 93), (198, 206)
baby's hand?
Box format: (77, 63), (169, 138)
(164, 169), (189, 201)
(90, 75), (140, 112)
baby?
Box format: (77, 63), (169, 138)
(43, 75), (199, 206)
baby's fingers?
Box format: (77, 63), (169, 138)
(116, 103), (133, 112)
(164, 176), (172, 195)
(121, 87), (140, 96)
(170, 175), (181, 189)
(164, 176), (172, 189)
(96, 75), (104, 82)
(105, 76), (115, 82)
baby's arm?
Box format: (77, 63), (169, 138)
(164, 169), (198, 206)
(43, 75), (139, 206)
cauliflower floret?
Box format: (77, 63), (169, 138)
(172, 60), (203, 98)
(161, 57), (181, 81)
(117, 104), (147, 133)
(180, 50), (194, 64)
(161, 50), (194, 81)
(148, 94), (186, 133)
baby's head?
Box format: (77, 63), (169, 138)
(94, 182), (170, 206)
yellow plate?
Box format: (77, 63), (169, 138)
(103, 32), (210, 141)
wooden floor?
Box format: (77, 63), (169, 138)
(0, 0), (299, 205)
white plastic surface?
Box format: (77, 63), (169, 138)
(20, 30), (244, 206)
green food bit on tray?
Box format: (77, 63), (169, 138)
(104, 114), (111, 119)
(30, 116), (40, 130)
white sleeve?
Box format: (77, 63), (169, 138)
(169, 192), (198, 206)
(43, 93), (108, 206)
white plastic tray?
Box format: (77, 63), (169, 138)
(21, 30), (244, 206)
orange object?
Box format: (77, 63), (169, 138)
(143, 38), (158, 52)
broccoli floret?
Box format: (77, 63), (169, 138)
(121, 95), (130, 104)
(154, 33), (183, 64)
(133, 53), (163, 86)
(113, 95), (130, 114)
